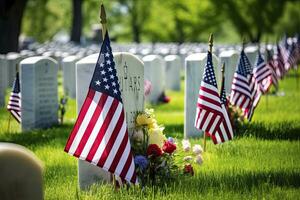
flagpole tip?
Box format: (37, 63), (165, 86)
(242, 37), (246, 50)
(208, 33), (213, 52)
(100, 4), (107, 24)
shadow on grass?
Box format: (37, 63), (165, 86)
(164, 124), (184, 139)
(150, 170), (300, 195)
(0, 124), (73, 147)
(236, 121), (300, 141)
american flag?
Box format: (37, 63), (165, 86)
(230, 50), (256, 119)
(194, 52), (232, 143)
(7, 72), (21, 123)
(266, 49), (279, 90)
(253, 51), (272, 93)
(274, 44), (286, 79)
(65, 33), (137, 184)
(211, 66), (233, 144)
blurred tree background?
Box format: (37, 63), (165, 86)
(1, 0), (300, 53)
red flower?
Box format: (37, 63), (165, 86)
(147, 144), (163, 157)
(162, 140), (176, 154)
(184, 164), (194, 176)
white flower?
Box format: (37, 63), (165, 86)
(132, 129), (144, 142)
(182, 139), (191, 152)
(192, 144), (203, 155)
(195, 155), (203, 165)
(183, 156), (193, 162)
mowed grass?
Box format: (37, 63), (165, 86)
(0, 70), (300, 199)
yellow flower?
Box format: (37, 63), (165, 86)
(147, 119), (158, 129)
(148, 126), (166, 148)
(136, 114), (153, 126)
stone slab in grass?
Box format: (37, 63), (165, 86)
(143, 55), (166, 103)
(62, 55), (80, 99)
(20, 56), (58, 131)
(0, 142), (43, 200)
(165, 55), (181, 91)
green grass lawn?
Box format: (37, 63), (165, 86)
(0, 70), (300, 199)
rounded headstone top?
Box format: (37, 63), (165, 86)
(76, 53), (98, 65)
(20, 56), (57, 65)
(0, 142), (43, 170)
(185, 53), (207, 61)
(62, 55), (78, 63)
(114, 52), (144, 66)
(219, 50), (238, 58)
(244, 46), (258, 52)
(164, 55), (180, 61)
(142, 55), (163, 62)
(6, 52), (21, 60)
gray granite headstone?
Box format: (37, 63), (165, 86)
(164, 55), (181, 91)
(184, 53), (220, 138)
(76, 52), (144, 190)
(62, 56), (79, 99)
(20, 57), (58, 132)
(219, 50), (239, 94)
(244, 46), (258, 67)
(0, 142), (44, 200)
(143, 55), (165, 103)
(6, 53), (23, 88)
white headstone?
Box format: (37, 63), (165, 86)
(219, 50), (239, 94)
(0, 142), (43, 200)
(164, 55), (181, 91)
(143, 55), (165, 103)
(244, 46), (258, 67)
(0, 55), (8, 107)
(6, 53), (23, 88)
(20, 57), (58, 132)
(76, 52), (144, 190)
(184, 53), (220, 138)
(62, 56), (79, 99)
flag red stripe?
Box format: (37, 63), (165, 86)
(65, 89), (95, 152)
(86, 98), (119, 162)
(109, 133), (128, 172)
(74, 94), (108, 157)
(97, 111), (125, 167)
(120, 152), (133, 179)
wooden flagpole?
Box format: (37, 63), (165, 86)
(7, 114), (11, 133)
(203, 33), (213, 152)
(100, 2), (116, 186)
(264, 41), (269, 110)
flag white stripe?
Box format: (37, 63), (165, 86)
(115, 140), (130, 175)
(197, 98), (223, 113)
(103, 120), (127, 169)
(196, 109), (205, 128)
(201, 112), (213, 131)
(90, 102), (123, 164)
(79, 95), (114, 159)
(209, 115), (221, 134)
(68, 92), (102, 155)
(199, 89), (221, 103)
(125, 157), (135, 181)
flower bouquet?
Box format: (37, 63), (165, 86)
(131, 109), (179, 187)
